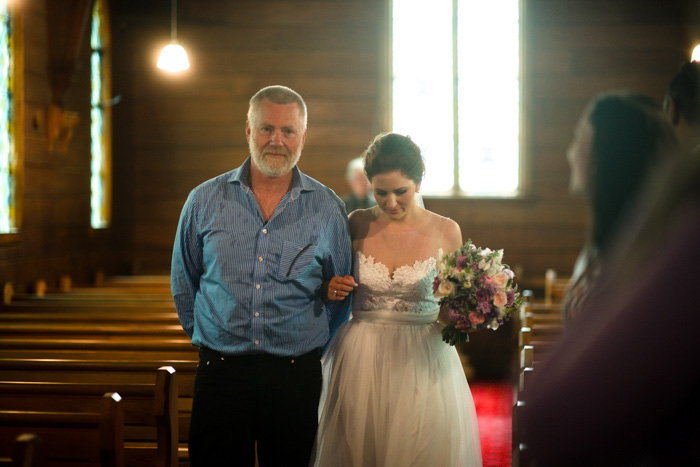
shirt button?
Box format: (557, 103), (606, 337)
(254, 312), (259, 317)
(262, 229), (267, 234)
(258, 256), (263, 262)
(254, 340), (260, 345)
(255, 284), (261, 289)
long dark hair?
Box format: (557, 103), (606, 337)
(585, 92), (678, 252)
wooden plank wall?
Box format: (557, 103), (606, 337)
(0, 0), (124, 293)
(109, 0), (387, 274)
(1, 0), (699, 295)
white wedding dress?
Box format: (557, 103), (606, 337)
(311, 251), (482, 467)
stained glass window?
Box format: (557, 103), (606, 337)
(392, 0), (521, 196)
(90, 0), (111, 229)
(0, 2), (14, 233)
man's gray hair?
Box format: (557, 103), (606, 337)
(248, 85), (307, 128)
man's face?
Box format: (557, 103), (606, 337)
(246, 100), (307, 178)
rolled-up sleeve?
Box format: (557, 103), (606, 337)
(171, 191), (203, 338)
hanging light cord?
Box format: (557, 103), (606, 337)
(171, 0), (177, 41)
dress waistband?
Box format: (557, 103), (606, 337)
(352, 310), (439, 325)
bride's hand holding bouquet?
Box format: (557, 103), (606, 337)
(433, 239), (522, 347)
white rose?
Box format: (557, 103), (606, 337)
(494, 249), (504, 265)
(437, 280), (455, 297)
(480, 248), (492, 257)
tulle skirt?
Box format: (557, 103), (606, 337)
(311, 312), (482, 467)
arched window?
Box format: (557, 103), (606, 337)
(90, 0), (112, 229)
(392, 0), (522, 197)
(0, 1), (21, 235)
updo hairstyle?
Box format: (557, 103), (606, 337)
(362, 133), (425, 184)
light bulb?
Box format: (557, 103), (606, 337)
(692, 44), (700, 62)
(157, 42), (190, 72)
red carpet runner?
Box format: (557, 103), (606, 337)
(471, 381), (513, 467)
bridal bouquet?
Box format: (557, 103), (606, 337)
(433, 239), (522, 347)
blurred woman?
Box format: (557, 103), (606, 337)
(562, 91), (678, 326)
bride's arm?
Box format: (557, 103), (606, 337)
(437, 217), (463, 326)
(321, 210), (365, 303)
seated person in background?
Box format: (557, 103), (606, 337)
(342, 157), (376, 213)
(561, 91), (677, 328)
(664, 60), (700, 156)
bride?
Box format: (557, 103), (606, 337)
(312, 133), (482, 466)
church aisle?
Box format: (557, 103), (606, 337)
(472, 381), (513, 467)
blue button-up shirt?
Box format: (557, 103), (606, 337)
(171, 158), (352, 357)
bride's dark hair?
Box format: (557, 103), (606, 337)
(362, 133), (425, 184)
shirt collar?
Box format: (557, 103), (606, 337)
(228, 157), (315, 200)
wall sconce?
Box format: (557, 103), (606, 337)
(157, 0), (190, 72)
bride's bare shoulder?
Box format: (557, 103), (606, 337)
(424, 210), (462, 251)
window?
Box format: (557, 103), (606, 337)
(90, 0), (112, 229)
(0, 1), (21, 234)
(392, 0), (521, 196)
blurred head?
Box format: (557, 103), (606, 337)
(345, 157), (371, 198)
(246, 86), (307, 178)
(362, 133), (425, 220)
(569, 91), (678, 251)
(664, 61), (700, 126)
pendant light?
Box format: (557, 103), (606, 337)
(157, 0), (190, 72)
(692, 44), (700, 62)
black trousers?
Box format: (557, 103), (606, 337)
(188, 347), (322, 467)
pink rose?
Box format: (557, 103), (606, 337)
(493, 291), (508, 307)
(494, 272), (509, 288)
(468, 311), (485, 325)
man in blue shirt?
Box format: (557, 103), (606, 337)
(171, 85), (355, 466)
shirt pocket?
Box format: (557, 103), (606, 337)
(278, 240), (317, 280)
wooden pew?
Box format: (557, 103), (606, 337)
(7, 292), (174, 304)
(0, 336), (193, 352)
(0, 392), (124, 467)
(513, 290), (565, 467)
(0, 349), (198, 362)
(0, 433), (42, 466)
(0, 366), (178, 467)
(0, 275), (196, 464)
(0, 358), (196, 465)
(0, 311), (179, 325)
(544, 269), (570, 305)
(0, 322), (187, 338)
(0, 301), (176, 312)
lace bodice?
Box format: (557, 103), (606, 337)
(352, 251), (440, 317)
